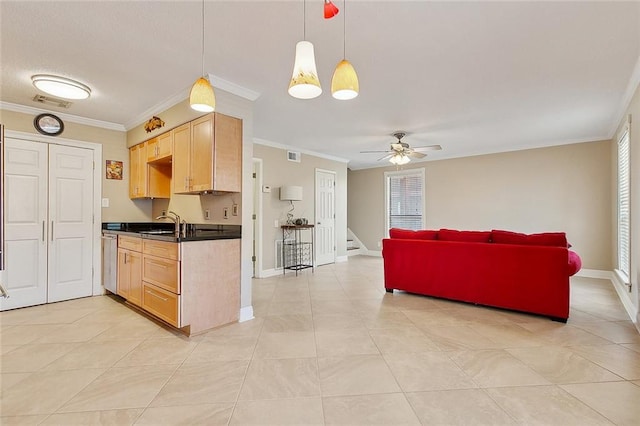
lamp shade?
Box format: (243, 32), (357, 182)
(280, 185), (303, 201)
(189, 77), (216, 112)
(331, 59), (359, 100)
(32, 74), (91, 100)
(288, 41), (322, 99)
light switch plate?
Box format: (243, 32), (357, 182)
(223, 207), (229, 219)
(101, 198), (109, 208)
(204, 209), (210, 220)
(262, 185), (271, 193)
(232, 204), (238, 216)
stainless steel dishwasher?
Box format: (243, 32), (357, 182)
(101, 232), (117, 294)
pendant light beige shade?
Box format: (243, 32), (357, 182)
(331, 59), (359, 100)
(190, 77), (215, 112)
(289, 41), (322, 99)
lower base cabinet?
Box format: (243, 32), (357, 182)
(142, 282), (179, 327)
(116, 236), (240, 335)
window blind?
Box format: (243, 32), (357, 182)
(618, 129), (630, 280)
(387, 171), (423, 230)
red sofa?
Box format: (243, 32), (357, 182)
(382, 229), (582, 322)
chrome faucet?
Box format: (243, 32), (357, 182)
(155, 210), (181, 235)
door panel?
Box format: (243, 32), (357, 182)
(48, 144), (93, 303)
(315, 170), (336, 266)
(0, 140), (47, 310)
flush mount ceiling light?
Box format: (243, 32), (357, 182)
(31, 74), (91, 100)
(289, 0), (322, 99)
(331, 0), (359, 100)
(324, 0), (339, 19)
(189, 0), (215, 112)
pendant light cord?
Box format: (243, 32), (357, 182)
(201, 0), (205, 77)
(303, 0), (306, 40)
(343, 0), (346, 59)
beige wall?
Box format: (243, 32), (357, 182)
(348, 140), (612, 270)
(253, 143), (348, 272)
(0, 108), (150, 222)
(611, 83), (640, 323)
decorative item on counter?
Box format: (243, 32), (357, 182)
(105, 160), (123, 180)
(144, 116), (165, 133)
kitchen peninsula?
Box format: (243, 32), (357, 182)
(103, 222), (240, 336)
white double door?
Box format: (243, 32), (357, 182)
(1, 139), (94, 310)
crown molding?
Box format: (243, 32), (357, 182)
(208, 73), (261, 102)
(0, 101), (125, 132)
(609, 54), (640, 137)
(253, 137), (350, 164)
(124, 73), (261, 131)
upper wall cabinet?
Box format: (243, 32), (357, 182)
(129, 142), (147, 198)
(174, 112), (242, 194)
(147, 131), (172, 163)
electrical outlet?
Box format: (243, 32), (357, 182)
(204, 209), (210, 220)
(232, 203), (238, 216)
(161, 210), (166, 216)
(377, 241), (381, 248)
(223, 207), (229, 219)
(274, 220), (279, 228)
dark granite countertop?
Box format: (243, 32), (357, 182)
(102, 222), (241, 242)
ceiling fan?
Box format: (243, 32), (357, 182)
(361, 132), (442, 165)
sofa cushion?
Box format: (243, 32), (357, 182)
(438, 229), (491, 243)
(492, 230), (567, 247)
(568, 250), (582, 276)
(389, 228), (438, 240)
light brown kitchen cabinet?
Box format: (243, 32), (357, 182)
(173, 113), (242, 194)
(129, 143), (147, 198)
(147, 131), (172, 163)
(172, 122), (191, 194)
(129, 140), (171, 199)
(117, 236), (142, 307)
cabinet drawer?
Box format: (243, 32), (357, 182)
(142, 254), (179, 293)
(142, 282), (179, 327)
(143, 239), (179, 260)
(119, 235), (142, 252)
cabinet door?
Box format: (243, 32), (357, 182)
(117, 248), (130, 299)
(190, 114), (214, 192)
(127, 250), (143, 307)
(156, 132), (172, 160)
(172, 123), (191, 194)
(146, 137), (158, 162)
(213, 113), (242, 192)
(129, 143), (147, 198)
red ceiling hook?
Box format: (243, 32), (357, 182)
(324, 0), (339, 19)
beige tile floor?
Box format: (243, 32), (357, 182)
(1, 255), (639, 425)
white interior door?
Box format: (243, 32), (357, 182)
(315, 169), (336, 266)
(48, 144), (94, 302)
(0, 139), (48, 310)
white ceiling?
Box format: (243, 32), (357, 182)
(1, 1), (639, 169)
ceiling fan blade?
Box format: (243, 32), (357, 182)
(412, 144), (442, 152)
(377, 153), (394, 161)
(408, 151), (426, 159)
(391, 143), (404, 150)
(360, 150), (391, 154)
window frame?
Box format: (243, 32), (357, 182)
(616, 121), (631, 284)
(384, 168), (426, 237)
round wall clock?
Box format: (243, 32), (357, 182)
(33, 113), (64, 136)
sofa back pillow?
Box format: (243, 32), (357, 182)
(492, 230), (567, 247)
(438, 229), (491, 243)
(389, 228), (438, 240)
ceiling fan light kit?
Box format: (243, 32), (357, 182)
(190, 0), (215, 112)
(31, 74), (91, 100)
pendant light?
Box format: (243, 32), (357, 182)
(324, 0), (339, 19)
(190, 0), (215, 112)
(288, 0), (322, 99)
(331, 0), (359, 100)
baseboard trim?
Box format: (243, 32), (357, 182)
(576, 269), (613, 280)
(336, 255), (348, 263)
(239, 306), (254, 322)
(259, 268), (282, 278)
(364, 250), (382, 257)
(347, 248), (363, 257)
(611, 272), (638, 323)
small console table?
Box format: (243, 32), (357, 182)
(281, 225), (314, 276)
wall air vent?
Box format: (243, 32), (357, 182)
(287, 150), (301, 162)
(32, 94), (72, 109)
